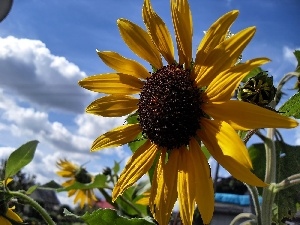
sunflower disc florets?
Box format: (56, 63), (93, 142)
(138, 64), (204, 150)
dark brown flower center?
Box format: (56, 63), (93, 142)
(138, 64), (204, 150)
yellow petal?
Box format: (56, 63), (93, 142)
(86, 95), (138, 117)
(136, 190), (151, 205)
(97, 51), (150, 79)
(6, 208), (23, 223)
(196, 27), (256, 87)
(117, 18), (162, 69)
(177, 146), (195, 225)
(194, 10), (239, 80)
(171, 0), (192, 67)
(205, 58), (270, 102)
(0, 217), (10, 225)
(149, 149), (164, 215)
(56, 170), (74, 177)
(143, 0), (174, 64)
(199, 118), (253, 169)
(79, 73), (143, 95)
(203, 101), (298, 130)
(189, 138), (214, 224)
(198, 119), (266, 187)
(92, 124), (142, 151)
(150, 149), (179, 225)
(112, 140), (157, 200)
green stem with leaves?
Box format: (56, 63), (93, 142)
(9, 191), (56, 225)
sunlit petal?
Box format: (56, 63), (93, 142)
(117, 18), (162, 69)
(143, 0), (174, 64)
(193, 10), (239, 79)
(177, 146), (195, 225)
(79, 73), (143, 95)
(199, 118), (253, 169)
(189, 138), (214, 224)
(92, 124), (142, 151)
(205, 58), (270, 102)
(150, 149), (179, 225)
(97, 51), (150, 79)
(171, 0), (192, 67)
(86, 95), (138, 117)
(196, 27), (256, 87)
(113, 140), (157, 200)
(203, 101), (298, 130)
(198, 119), (266, 187)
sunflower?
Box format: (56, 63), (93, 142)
(79, 0), (298, 224)
(56, 159), (97, 208)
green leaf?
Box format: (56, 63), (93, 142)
(81, 208), (155, 225)
(248, 143), (267, 182)
(241, 66), (263, 83)
(249, 141), (300, 222)
(5, 140), (39, 179)
(115, 185), (148, 216)
(294, 50), (300, 72)
(112, 160), (121, 174)
(26, 185), (39, 195)
(57, 174), (107, 192)
(275, 141), (300, 223)
(278, 92), (300, 118)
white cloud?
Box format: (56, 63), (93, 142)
(0, 36), (93, 114)
(283, 46), (300, 67)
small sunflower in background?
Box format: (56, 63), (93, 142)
(56, 159), (97, 208)
(79, 0), (298, 224)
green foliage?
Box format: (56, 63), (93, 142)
(26, 185), (38, 195)
(65, 208), (155, 225)
(115, 185), (148, 217)
(113, 160), (121, 174)
(249, 141), (300, 222)
(57, 174), (107, 192)
(294, 50), (300, 72)
(241, 66), (263, 83)
(5, 140), (39, 179)
(278, 92), (300, 118)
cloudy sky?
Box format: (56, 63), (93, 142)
(0, 0), (299, 205)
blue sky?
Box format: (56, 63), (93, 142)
(0, 0), (299, 205)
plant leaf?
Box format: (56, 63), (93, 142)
(242, 66), (263, 83)
(57, 174), (107, 192)
(81, 208), (155, 225)
(249, 141), (300, 223)
(5, 140), (39, 179)
(278, 92), (300, 118)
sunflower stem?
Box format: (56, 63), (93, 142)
(275, 173), (300, 191)
(245, 184), (262, 225)
(261, 127), (276, 225)
(9, 190), (56, 225)
(229, 213), (256, 225)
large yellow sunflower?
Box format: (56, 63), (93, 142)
(56, 159), (97, 208)
(79, 0), (298, 224)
